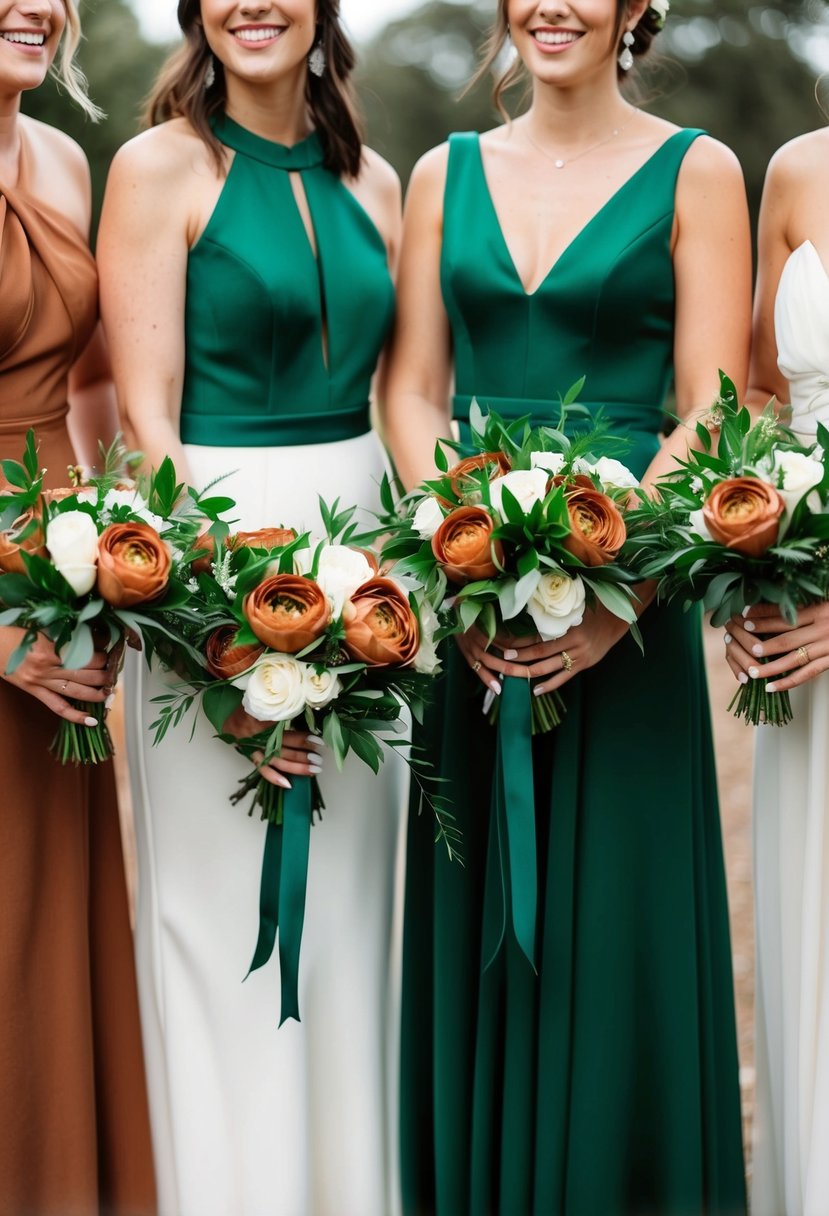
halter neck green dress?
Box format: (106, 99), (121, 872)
(126, 114), (403, 1216)
(400, 129), (746, 1215)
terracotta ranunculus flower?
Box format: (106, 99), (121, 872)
(0, 509), (46, 574)
(244, 574), (330, 652)
(343, 577), (420, 667)
(205, 626), (265, 680)
(232, 527), (297, 552)
(97, 523), (171, 607)
(431, 506), (504, 584)
(702, 477), (785, 557)
(564, 487), (627, 567)
(446, 451), (511, 500)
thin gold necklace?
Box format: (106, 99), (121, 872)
(523, 114), (632, 170)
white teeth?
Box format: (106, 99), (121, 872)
(233, 27), (281, 43)
(1, 31), (46, 45)
(534, 31), (580, 45)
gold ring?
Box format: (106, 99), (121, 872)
(560, 650), (574, 673)
(797, 645), (810, 667)
(62, 681), (68, 691)
(472, 660), (482, 673)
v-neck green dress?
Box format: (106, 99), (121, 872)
(400, 129), (746, 1215)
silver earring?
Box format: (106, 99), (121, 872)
(204, 55), (216, 89)
(618, 30), (635, 72)
(308, 42), (326, 78)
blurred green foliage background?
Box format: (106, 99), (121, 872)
(21, 0), (829, 240)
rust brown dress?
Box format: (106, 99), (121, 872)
(0, 128), (156, 1216)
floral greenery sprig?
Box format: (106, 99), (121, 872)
(624, 372), (829, 725)
(375, 387), (643, 734)
(0, 431), (235, 763)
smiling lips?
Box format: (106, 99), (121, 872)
(0, 30), (46, 49)
(231, 25), (285, 45)
(531, 29), (583, 51)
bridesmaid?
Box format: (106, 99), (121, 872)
(725, 124), (829, 1216)
(386, 1), (751, 1212)
(97, 1), (403, 1213)
(0, 1), (156, 1213)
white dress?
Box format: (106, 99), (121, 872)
(752, 240), (829, 1215)
(126, 436), (405, 1216)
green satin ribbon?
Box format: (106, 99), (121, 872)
(247, 777), (312, 1025)
(482, 676), (538, 974)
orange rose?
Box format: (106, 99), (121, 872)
(343, 577), (420, 667)
(431, 506), (504, 584)
(564, 487), (627, 567)
(97, 523), (172, 607)
(205, 626), (264, 679)
(702, 477), (785, 557)
(192, 527), (298, 574)
(243, 574), (330, 652)
(0, 509), (46, 574)
(445, 451), (512, 500)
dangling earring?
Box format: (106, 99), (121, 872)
(204, 55), (216, 89)
(618, 30), (635, 72)
(308, 41), (326, 78)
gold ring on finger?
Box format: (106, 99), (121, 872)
(797, 645), (810, 667)
(62, 681), (68, 691)
(472, 660), (482, 674)
(561, 650), (574, 673)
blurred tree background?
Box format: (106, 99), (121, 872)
(20, 0), (829, 240)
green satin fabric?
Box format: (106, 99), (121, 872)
(180, 115), (394, 447)
(400, 129), (747, 1215)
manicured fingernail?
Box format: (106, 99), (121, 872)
(105, 693), (115, 709)
(748, 666), (760, 678)
(742, 606), (752, 617)
(766, 682), (778, 693)
(504, 649), (518, 660)
(533, 685), (547, 697)
(752, 644), (764, 657)
(84, 716), (99, 727)
(308, 758), (323, 771)
(738, 672), (749, 685)
(724, 633), (732, 645)
(489, 680), (501, 695)
(306, 735), (324, 750)
(274, 774), (292, 790)
(744, 620), (756, 633)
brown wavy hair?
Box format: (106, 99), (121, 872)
(472, 1), (663, 118)
(144, 0), (363, 177)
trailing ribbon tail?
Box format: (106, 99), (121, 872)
(246, 777), (313, 1025)
(481, 677), (538, 974)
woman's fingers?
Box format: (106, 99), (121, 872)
(36, 687), (102, 726)
(48, 679), (108, 703)
(767, 655), (829, 693)
(749, 622), (827, 660)
(456, 634), (505, 692)
(59, 664), (111, 689)
(723, 630), (755, 681)
(747, 640), (829, 681)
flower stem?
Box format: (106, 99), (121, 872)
(728, 669), (793, 727)
(50, 702), (113, 765)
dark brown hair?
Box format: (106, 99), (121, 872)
(472, 2), (663, 118)
(144, 0), (363, 178)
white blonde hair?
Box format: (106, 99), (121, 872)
(52, 0), (104, 120)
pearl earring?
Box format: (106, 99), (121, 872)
(308, 42), (326, 77)
(618, 30), (635, 72)
(204, 55), (215, 89)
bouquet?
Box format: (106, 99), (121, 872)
(151, 498), (450, 1023)
(377, 392), (642, 734)
(0, 432), (233, 762)
(625, 373), (829, 725)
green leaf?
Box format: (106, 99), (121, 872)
(203, 681), (243, 734)
(0, 460), (30, 490)
(590, 580), (638, 623)
(60, 622), (94, 671)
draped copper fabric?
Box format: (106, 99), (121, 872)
(0, 129), (156, 1216)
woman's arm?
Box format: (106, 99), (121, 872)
(384, 146), (454, 491)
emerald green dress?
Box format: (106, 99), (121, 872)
(400, 129), (746, 1216)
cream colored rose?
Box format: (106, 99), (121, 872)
(412, 599), (442, 676)
(315, 545), (375, 617)
(45, 510), (99, 596)
(302, 664), (342, 709)
(530, 451), (566, 476)
(588, 457), (640, 491)
(412, 496), (444, 540)
(490, 468), (549, 515)
(241, 654), (307, 723)
(102, 488), (165, 533)
(769, 450), (824, 516)
(689, 509), (714, 541)
(526, 571), (586, 641)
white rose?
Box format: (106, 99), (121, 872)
(689, 508), (714, 542)
(490, 468), (549, 515)
(412, 496), (444, 540)
(650, 0), (669, 20)
(241, 654), (307, 723)
(413, 599), (442, 676)
(530, 451), (566, 477)
(526, 572), (586, 641)
(102, 487), (165, 533)
(770, 450), (824, 515)
(590, 457), (640, 491)
(45, 510), (99, 596)
(302, 665), (342, 709)
(315, 545), (375, 617)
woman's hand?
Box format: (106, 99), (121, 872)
(222, 705), (324, 790)
(456, 603), (631, 696)
(0, 626), (112, 725)
(725, 602), (829, 693)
